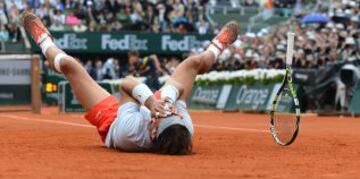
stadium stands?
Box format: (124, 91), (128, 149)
(1, 0), (359, 73)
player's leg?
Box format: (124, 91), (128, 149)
(22, 11), (110, 111)
(165, 51), (215, 101)
(163, 21), (240, 101)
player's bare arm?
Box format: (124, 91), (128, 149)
(120, 76), (168, 118)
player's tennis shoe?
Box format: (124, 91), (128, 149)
(211, 21), (240, 51)
(22, 10), (52, 45)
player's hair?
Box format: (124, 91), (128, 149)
(155, 124), (192, 155)
(128, 51), (139, 57)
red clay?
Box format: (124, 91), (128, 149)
(0, 107), (360, 179)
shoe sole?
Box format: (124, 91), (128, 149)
(223, 21), (240, 44)
(22, 10), (51, 43)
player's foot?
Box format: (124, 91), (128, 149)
(22, 10), (52, 44)
(211, 21), (240, 51)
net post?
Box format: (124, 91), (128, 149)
(31, 55), (41, 114)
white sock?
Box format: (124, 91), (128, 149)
(54, 53), (69, 73)
(207, 44), (221, 61)
(212, 39), (224, 50)
(39, 35), (55, 56)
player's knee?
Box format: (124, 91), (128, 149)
(154, 124), (192, 155)
(187, 55), (202, 67)
(185, 55), (203, 72)
(186, 55), (211, 73)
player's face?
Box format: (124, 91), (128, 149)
(129, 55), (138, 65)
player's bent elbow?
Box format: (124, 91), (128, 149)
(120, 76), (140, 93)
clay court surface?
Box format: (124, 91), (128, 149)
(0, 107), (360, 179)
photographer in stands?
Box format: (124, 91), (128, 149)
(126, 51), (163, 90)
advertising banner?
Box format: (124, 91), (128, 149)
(0, 58), (31, 105)
(31, 32), (213, 55)
(349, 83), (360, 114)
(188, 85), (224, 110)
(59, 82), (116, 112)
(225, 83), (277, 112)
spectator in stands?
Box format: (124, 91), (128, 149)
(84, 60), (93, 75)
(0, 23), (9, 42)
(65, 11), (80, 26)
(73, 20), (88, 32)
(90, 60), (104, 81)
(195, 14), (209, 34)
(127, 51), (163, 90)
(241, 0), (259, 7)
(0, 2), (8, 24)
(35, 4), (49, 20)
(274, 0), (296, 8)
(51, 9), (65, 24)
(49, 19), (65, 31)
(7, 23), (20, 42)
(102, 57), (119, 80)
(340, 37), (360, 61)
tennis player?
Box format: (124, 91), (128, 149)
(22, 11), (240, 155)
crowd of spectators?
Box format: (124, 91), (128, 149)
(78, 51), (180, 89)
(210, 0), (360, 71)
(3, 0), (360, 82)
(73, 0), (360, 87)
(0, 1), (22, 45)
(0, 0), (211, 36)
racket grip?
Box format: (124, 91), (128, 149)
(286, 32), (295, 66)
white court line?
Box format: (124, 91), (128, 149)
(194, 124), (268, 133)
(0, 114), (95, 129)
(0, 114), (269, 133)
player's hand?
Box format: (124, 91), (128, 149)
(145, 97), (167, 118)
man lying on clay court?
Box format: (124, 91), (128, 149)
(22, 11), (240, 155)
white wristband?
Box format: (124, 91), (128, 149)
(160, 85), (179, 104)
(54, 53), (69, 73)
(40, 37), (55, 56)
(132, 83), (153, 105)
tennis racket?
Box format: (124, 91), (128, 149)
(269, 32), (301, 146)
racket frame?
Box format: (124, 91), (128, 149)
(269, 32), (301, 146)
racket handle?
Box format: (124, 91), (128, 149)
(286, 32), (295, 66)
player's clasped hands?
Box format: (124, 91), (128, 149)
(145, 96), (180, 119)
(145, 97), (169, 118)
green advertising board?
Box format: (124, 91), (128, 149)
(349, 83), (360, 114)
(224, 83), (278, 112)
(59, 81), (119, 112)
(224, 83), (304, 112)
(187, 84), (233, 110)
(31, 32), (213, 55)
(58, 80), (304, 113)
(0, 85), (31, 105)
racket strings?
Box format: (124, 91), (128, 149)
(274, 112), (297, 142)
(273, 89), (297, 143)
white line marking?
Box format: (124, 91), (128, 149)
(0, 114), (269, 133)
(194, 124), (269, 133)
(0, 114), (95, 129)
